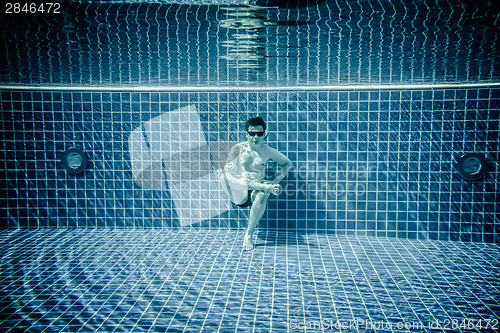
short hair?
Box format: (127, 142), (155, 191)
(245, 117), (266, 132)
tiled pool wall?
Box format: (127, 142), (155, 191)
(1, 86), (499, 243)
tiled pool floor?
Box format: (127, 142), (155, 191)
(0, 229), (498, 332)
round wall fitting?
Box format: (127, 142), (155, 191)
(61, 148), (87, 174)
(456, 152), (486, 181)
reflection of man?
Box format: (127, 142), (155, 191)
(221, 117), (293, 250)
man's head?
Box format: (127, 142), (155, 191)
(245, 117), (267, 146)
(245, 116), (266, 133)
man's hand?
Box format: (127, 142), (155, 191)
(265, 183), (281, 195)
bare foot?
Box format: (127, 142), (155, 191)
(243, 233), (254, 251)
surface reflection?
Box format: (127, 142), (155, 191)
(220, 4), (276, 70)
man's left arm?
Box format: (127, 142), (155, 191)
(268, 148), (293, 184)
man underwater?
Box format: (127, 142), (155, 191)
(221, 117), (293, 250)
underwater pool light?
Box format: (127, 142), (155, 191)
(456, 152), (487, 181)
(61, 147), (87, 174)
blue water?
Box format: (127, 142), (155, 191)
(1, 0), (499, 86)
(1, 0), (499, 332)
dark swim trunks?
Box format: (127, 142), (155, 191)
(235, 190), (253, 207)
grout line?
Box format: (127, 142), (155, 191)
(1, 83), (500, 92)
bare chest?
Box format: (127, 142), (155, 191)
(240, 148), (268, 172)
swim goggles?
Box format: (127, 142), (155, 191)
(247, 131), (265, 137)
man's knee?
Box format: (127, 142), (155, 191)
(252, 190), (269, 203)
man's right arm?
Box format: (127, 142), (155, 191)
(222, 144), (271, 192)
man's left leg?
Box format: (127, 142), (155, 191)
(243, 191), (270, 250)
